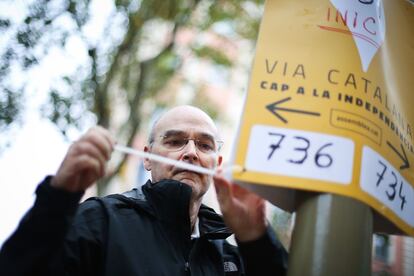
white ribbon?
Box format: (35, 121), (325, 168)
(115, 144), (237, 176)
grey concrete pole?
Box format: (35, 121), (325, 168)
(287, 193), (373, 276)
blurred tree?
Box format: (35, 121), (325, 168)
(0, 0), (264, 193)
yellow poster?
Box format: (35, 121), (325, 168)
(232, 0), (414, 235)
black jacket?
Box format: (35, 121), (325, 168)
(0, 177), (288, 276)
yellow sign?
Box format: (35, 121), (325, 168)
(232, 0), (414, 235)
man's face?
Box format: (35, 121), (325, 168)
(144, 107), (222, 201)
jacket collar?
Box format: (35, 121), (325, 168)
(117, 179), (233, 239)
(142, 179), (192, 226)
(198, 204), (233, 239)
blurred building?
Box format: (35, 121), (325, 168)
(373, 235), (414, 276)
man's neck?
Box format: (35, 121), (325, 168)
(189, 197), (202, 232)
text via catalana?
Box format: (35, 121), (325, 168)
(245, 125), (355, 184)
(360, 146), (414, 227)
(260, 59), (414, 154)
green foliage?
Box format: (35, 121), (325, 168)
(47, 90), (78, 135)
(192, 45), (233, 67)
(0, 18), (10, 29)
(1, 0), (263, 123)
(66, 0), (91, 27)
(145, 50), (182, 97)
(0, 0), (264, 182)
(0, 88), (22, 131)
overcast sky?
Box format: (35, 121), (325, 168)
(0, 0), (114, 247)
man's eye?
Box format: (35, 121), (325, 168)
(166, 139), (184, 147)
(198, 142), (214, 151)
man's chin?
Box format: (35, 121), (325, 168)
(173, 171), (199, 184)
(178, 179), (209, 200)
(176, 178), (197, 187)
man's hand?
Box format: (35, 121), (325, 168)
(214, 173), (267, 242)
(51, 126), (115, 193)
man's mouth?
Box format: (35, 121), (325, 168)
(173, 169), (201, 178)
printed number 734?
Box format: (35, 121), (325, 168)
(376, 160), (407, 211)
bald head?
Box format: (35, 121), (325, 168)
(144, 105), (223, 200)
(149, 105), (219, 144)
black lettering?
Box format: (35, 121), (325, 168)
(374, 87), (382, 103)
(376, 160), (386, 187)
(265, 59), (277, 74)
(398, 181), (407, 210)
(293, 64), (306, 79)
(328, 69), (339, 84)
(385, 94), (390, 111)
(267, 132), (285, 160)
(384, 116), (390, 126)
(314, 143), (333, 168)
(361, 77), (371, 93)
(345, 95), (353, 103)
(345, 73), (357, 89)
(359, 0), (374, 4)
(386, 171), (397, 200)
(283, 62), (288, 76)
(288, 136), (310, 164)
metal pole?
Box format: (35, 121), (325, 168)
(287, 193), (373, 276)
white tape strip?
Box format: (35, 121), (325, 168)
(114, 144), (216, 176)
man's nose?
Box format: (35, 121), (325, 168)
(182, 140), (199, 162)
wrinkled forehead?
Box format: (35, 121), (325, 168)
(153, 107), (219, 139)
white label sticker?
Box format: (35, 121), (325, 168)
(329, 0), (386, 71)
(360, 146), (414, 227)
(245, 125), (355, 184)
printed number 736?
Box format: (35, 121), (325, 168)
(267, 132), (334, 168)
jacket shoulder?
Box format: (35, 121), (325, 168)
(75, 187), (154, 224)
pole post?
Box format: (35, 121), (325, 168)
(287, 193), (373, 276)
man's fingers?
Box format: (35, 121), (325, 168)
(75, 155), (102, 176)
(232, 183), (250, 199)
(74, 141), (107, 171)
(81, 127), (115, 161)
(93, 126), (116, 151)
(52, 127), (115, 192)
(213, 175), (232, 209)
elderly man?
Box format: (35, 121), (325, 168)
(0, 105), (288, 275)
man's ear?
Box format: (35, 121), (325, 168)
(143, 145), (152, 171)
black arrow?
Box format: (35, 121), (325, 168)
(386, 141), (410, 170)
(266, 97), (321, 124)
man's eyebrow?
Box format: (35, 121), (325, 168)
(197, 133), (216, 141)
(162, 130), (187, 137)
(162, 130), (216, 140)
